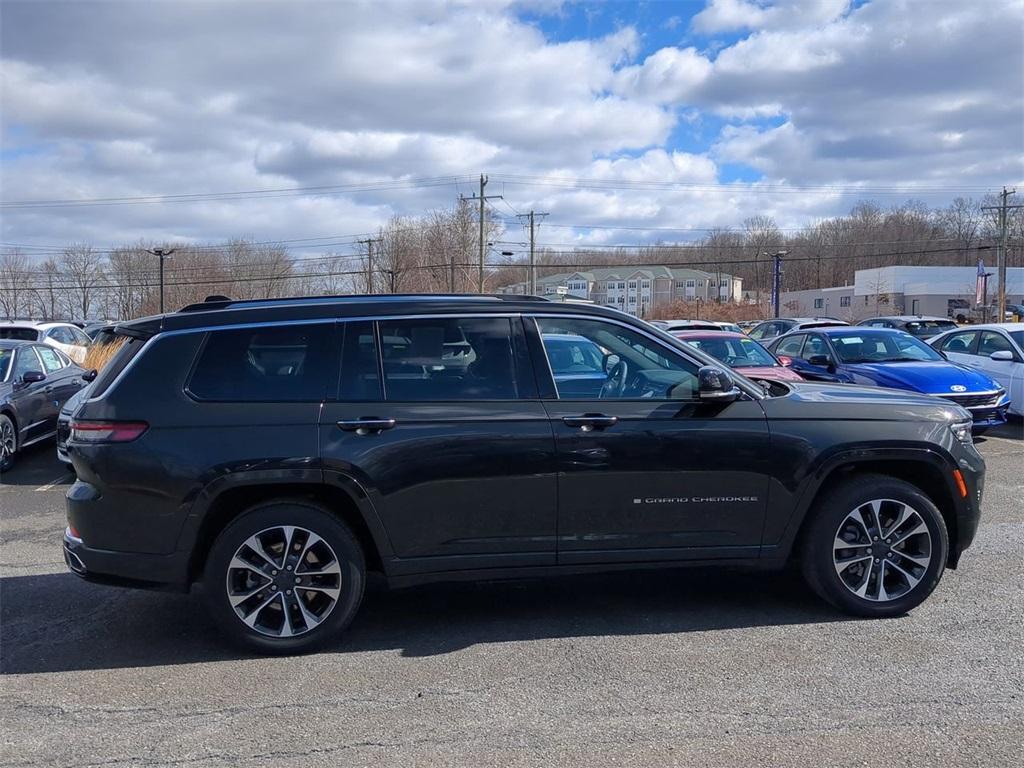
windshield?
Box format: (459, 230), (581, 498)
(0, 327), (38, 341)
(831, 332), (943, 363)
(0, 349), (11, 381)
(684, 336), (777, 367)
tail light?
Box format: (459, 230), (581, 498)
(777, 355), (793, 367)
(70, 420), (148, 443)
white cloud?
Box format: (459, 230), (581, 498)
(692, 0), (851, 34)
(0, 0), (1020, 255)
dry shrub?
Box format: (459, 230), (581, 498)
(650, 299), (767, 323)
(82, 338), (125, 372)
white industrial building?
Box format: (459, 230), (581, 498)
(780, 266), (1024, 321)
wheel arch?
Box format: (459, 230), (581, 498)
(185, 478), (389, 585)
(779, 449), (962, 569)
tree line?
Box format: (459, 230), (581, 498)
(0, 195), (1020, 321)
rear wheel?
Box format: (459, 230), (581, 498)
(801, 474), (948, 617)
(0, 414), (17, 473)
(203, 500), (365, 654)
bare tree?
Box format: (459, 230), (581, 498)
(0, 250), (31, 319)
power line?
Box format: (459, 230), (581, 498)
(0, 176), (476, 209)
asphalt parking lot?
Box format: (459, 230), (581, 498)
(2, 423), (1022, 767)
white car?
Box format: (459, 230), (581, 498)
(0, 321), (92, 364)
(929, 323), (1024, 417)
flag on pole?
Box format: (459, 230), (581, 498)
(975, 259), (986, 306)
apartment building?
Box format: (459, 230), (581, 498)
(497, 266), (742, 317)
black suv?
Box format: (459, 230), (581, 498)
(63, 295), (985, 653)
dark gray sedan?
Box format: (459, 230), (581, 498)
(0, 340), (88, 472)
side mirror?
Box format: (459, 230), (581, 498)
(603, 353), (621, 374)
(82, 369), (98, 382)
(22, 370), (46, 384)
(697, 365), (740, 403)
(990, 350), (1014, 361)
(807, 354), (833, 368)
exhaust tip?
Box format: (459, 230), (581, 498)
(64, 547), (87, 575)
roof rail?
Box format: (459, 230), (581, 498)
(177, 293), (551, 313)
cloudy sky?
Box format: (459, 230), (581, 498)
(1, 0), (1022, 259)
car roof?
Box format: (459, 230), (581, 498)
(958, 322), (1024, 331)
(0, 339), (39, 349)
(116, 294), (638, 337)
(867, 315), (954, 322)
(820, 326), (907, 335)
(671, 331), (748, 340)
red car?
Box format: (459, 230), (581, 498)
(671, 330), (805, 383)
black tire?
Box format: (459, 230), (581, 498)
(800, 474), (948, 618)
(203, 499), (366, 654)
(0, 413), (17, 473)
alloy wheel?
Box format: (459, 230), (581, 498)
(0, 419), (15, 464)
(832, 498), (932, 602)
(225, 525), (343, 637)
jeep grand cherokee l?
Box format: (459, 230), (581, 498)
(63, 295), (985, 653)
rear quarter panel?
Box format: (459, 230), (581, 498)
(69, 332), (322, 555)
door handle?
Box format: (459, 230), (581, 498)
(336, 418), (396, 435)
(562, 414), (618, 431)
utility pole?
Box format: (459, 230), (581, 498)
(769, 250), (788, 318)
(461, 175), (502, 293)
(982, 188), (1021, 320)
(517, 210), (549, 296)
(358, 238), (377, 294)
(145, 247), (176, 314)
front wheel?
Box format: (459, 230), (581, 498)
(0, 414), (17, 473)
(801, 474), (948, 617)
(203, 500), (366, 654)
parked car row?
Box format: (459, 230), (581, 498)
(0, 340), (90, 471)
(654, 315), (1017, 429)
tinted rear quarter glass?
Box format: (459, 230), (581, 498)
(188, 324), (332, 402)
(89, 336), (149, 397)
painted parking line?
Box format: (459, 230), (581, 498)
(34, 474), (73, 492)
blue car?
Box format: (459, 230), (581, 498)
(767, 326), (1010, 431)
(542, 333), (610, 398)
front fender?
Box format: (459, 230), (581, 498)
(761, 441), (964, 563)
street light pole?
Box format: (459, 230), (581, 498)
(769, 250), (788, 318)
(145, 248), (176, 314)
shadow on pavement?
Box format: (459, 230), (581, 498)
(0, 441), (73, 487)
(1, 566), (851, 675)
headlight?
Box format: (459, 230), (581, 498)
(949, 420), (973, 444)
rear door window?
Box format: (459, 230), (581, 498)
(378, 317), (519, 401)
(36, 346), (65, 373)
(188, 324), (332, 402)
(979, 331), (1013, 357)
(338, 321), (382, 401)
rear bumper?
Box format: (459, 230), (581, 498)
(63, 528), (190, 592)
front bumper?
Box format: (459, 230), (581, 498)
(948, 442), (986, 567)
(63, 528), (190, 592)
